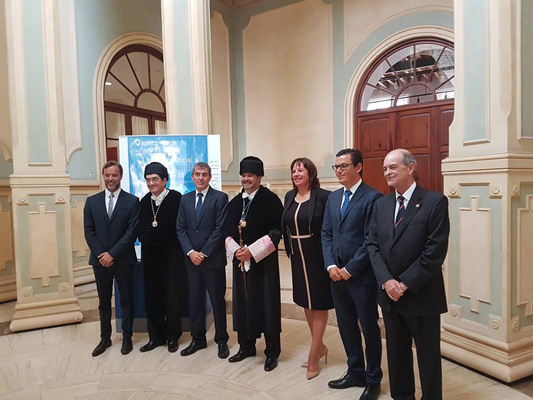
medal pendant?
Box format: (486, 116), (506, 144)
(240, 220), (247, 228)
(152, 220), (158, 228)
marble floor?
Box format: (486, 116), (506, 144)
(0, 256), (532, 399)
(0, 316), (531, 400)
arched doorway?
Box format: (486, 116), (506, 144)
(354, 38), (454, 194)
(104, 44), (166, 161)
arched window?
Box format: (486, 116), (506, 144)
(358, 40), (454, 111)
(104, 45), (166, 161)
(354, 38), (454, 194)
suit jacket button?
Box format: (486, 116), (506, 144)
(196, 230), (198, 233)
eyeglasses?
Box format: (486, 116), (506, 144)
(145, 177), (161, 184)
(331, 163), (354, 171)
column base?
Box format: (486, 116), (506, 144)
(442, 324), (533, 382)
(10, 297), (83, 332)
(0, 279), (16, 302)
(74, 264), (95, 286)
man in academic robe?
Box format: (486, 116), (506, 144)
(177, 162), (230, 359)
(368, 149), (449, 400)
(138, 162), (187, 353)
(225, 156), (284, 372)
(84, 160), (139, 356)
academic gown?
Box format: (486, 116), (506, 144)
(226, 185), (283, 338)
(138, 189), (188, 340)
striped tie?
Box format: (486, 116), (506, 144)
(394, 195), (406, 229)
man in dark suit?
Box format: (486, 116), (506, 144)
(177, 162), (230, 359)
(84, 160), (139, 357)
(322, 149), (383, 400)
(368, 149), (449, 400)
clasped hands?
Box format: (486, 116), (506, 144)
(189, 250), (207, 266)
(235, 246), (252, 262)
(384, 279), (408, 301)
(328, 266), (351, 282)
(98, 252), (114, 267)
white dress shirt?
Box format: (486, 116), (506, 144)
(394, 182), (417, 221)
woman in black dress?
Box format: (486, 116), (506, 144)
(281, 157), (333, 379)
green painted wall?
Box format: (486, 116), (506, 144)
(521, 1), (533, 138)
(214, 0), (453, 183)
(69, 0), (162, 180)
(511, 184), (533, 327)
(449, 185), (502, 325)
(463, 0), (487, 142)
(18, 195), (68, 295)
(23, 0), (50, 164)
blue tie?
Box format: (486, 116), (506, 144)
(340, 190), (351, 218)
(196, 192), (203, 221)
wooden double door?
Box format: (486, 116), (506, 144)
(355, 100), (454, 194)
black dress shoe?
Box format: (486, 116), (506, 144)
(328, 372), (366, 389)
(167, 340), (179, 353)
(180, 341), (207, 356)
(228, 349), (256, 363)
(92, 338), (112, 357)
(121, 338), (133, 355)
(139, 340), (165, 353)
(264, 357), (278, 372)
(218, 343), (230, 359)
(359, 384), (380, 400)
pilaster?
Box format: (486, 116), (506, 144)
(442, 0), (533, 382)
(5, 0), (82, 331)
(161, 0), (214, 134)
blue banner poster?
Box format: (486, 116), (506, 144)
(118, 134), (221, 198)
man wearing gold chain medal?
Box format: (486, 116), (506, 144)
(225, 156), (284, 371)
(138, 162), (188, 353)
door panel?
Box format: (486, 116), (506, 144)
(397, 110), (431, 151)
(355, 102), (453, 194)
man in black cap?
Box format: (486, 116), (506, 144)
(225, 156), (284, 371)
(138, 162), (188, 353)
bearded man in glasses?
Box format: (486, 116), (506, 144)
(321, 148), (383, 400)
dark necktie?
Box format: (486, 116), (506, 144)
(340, 190), (351, 218)
(107, 193), (114, 218)
(196, 192), (203, 221)
(244, 196), (250, 208)
(394, 195), (406, 228)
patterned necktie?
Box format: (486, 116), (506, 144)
(340, 190), (351, 218)
(196, 192), (203, 221)
(107, 193), (114, 218)
(394, 195), (406, 228)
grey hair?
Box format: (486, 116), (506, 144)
(401, 150), (417, 170)
(192, 162), (211, 175)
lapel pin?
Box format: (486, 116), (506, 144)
(415, 204), (420, 208)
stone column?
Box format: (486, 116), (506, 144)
(161, 0), (214, 134)
(442, 0), (533, 382)
(5, 0), (82, 331)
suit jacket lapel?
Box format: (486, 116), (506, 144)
(392, 186), (424, 246)
(340, 182), (367, 225)
(384, 194), (395, 241)
(308, 189), (317, 228)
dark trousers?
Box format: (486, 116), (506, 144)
(331, 280), (382, 385)
(382, 308), (442, 400)
(237, 331), (281, 359)
(187, 265), (229, 344)
(93, 263), (134, 339)
(143, 258), (184, 343)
